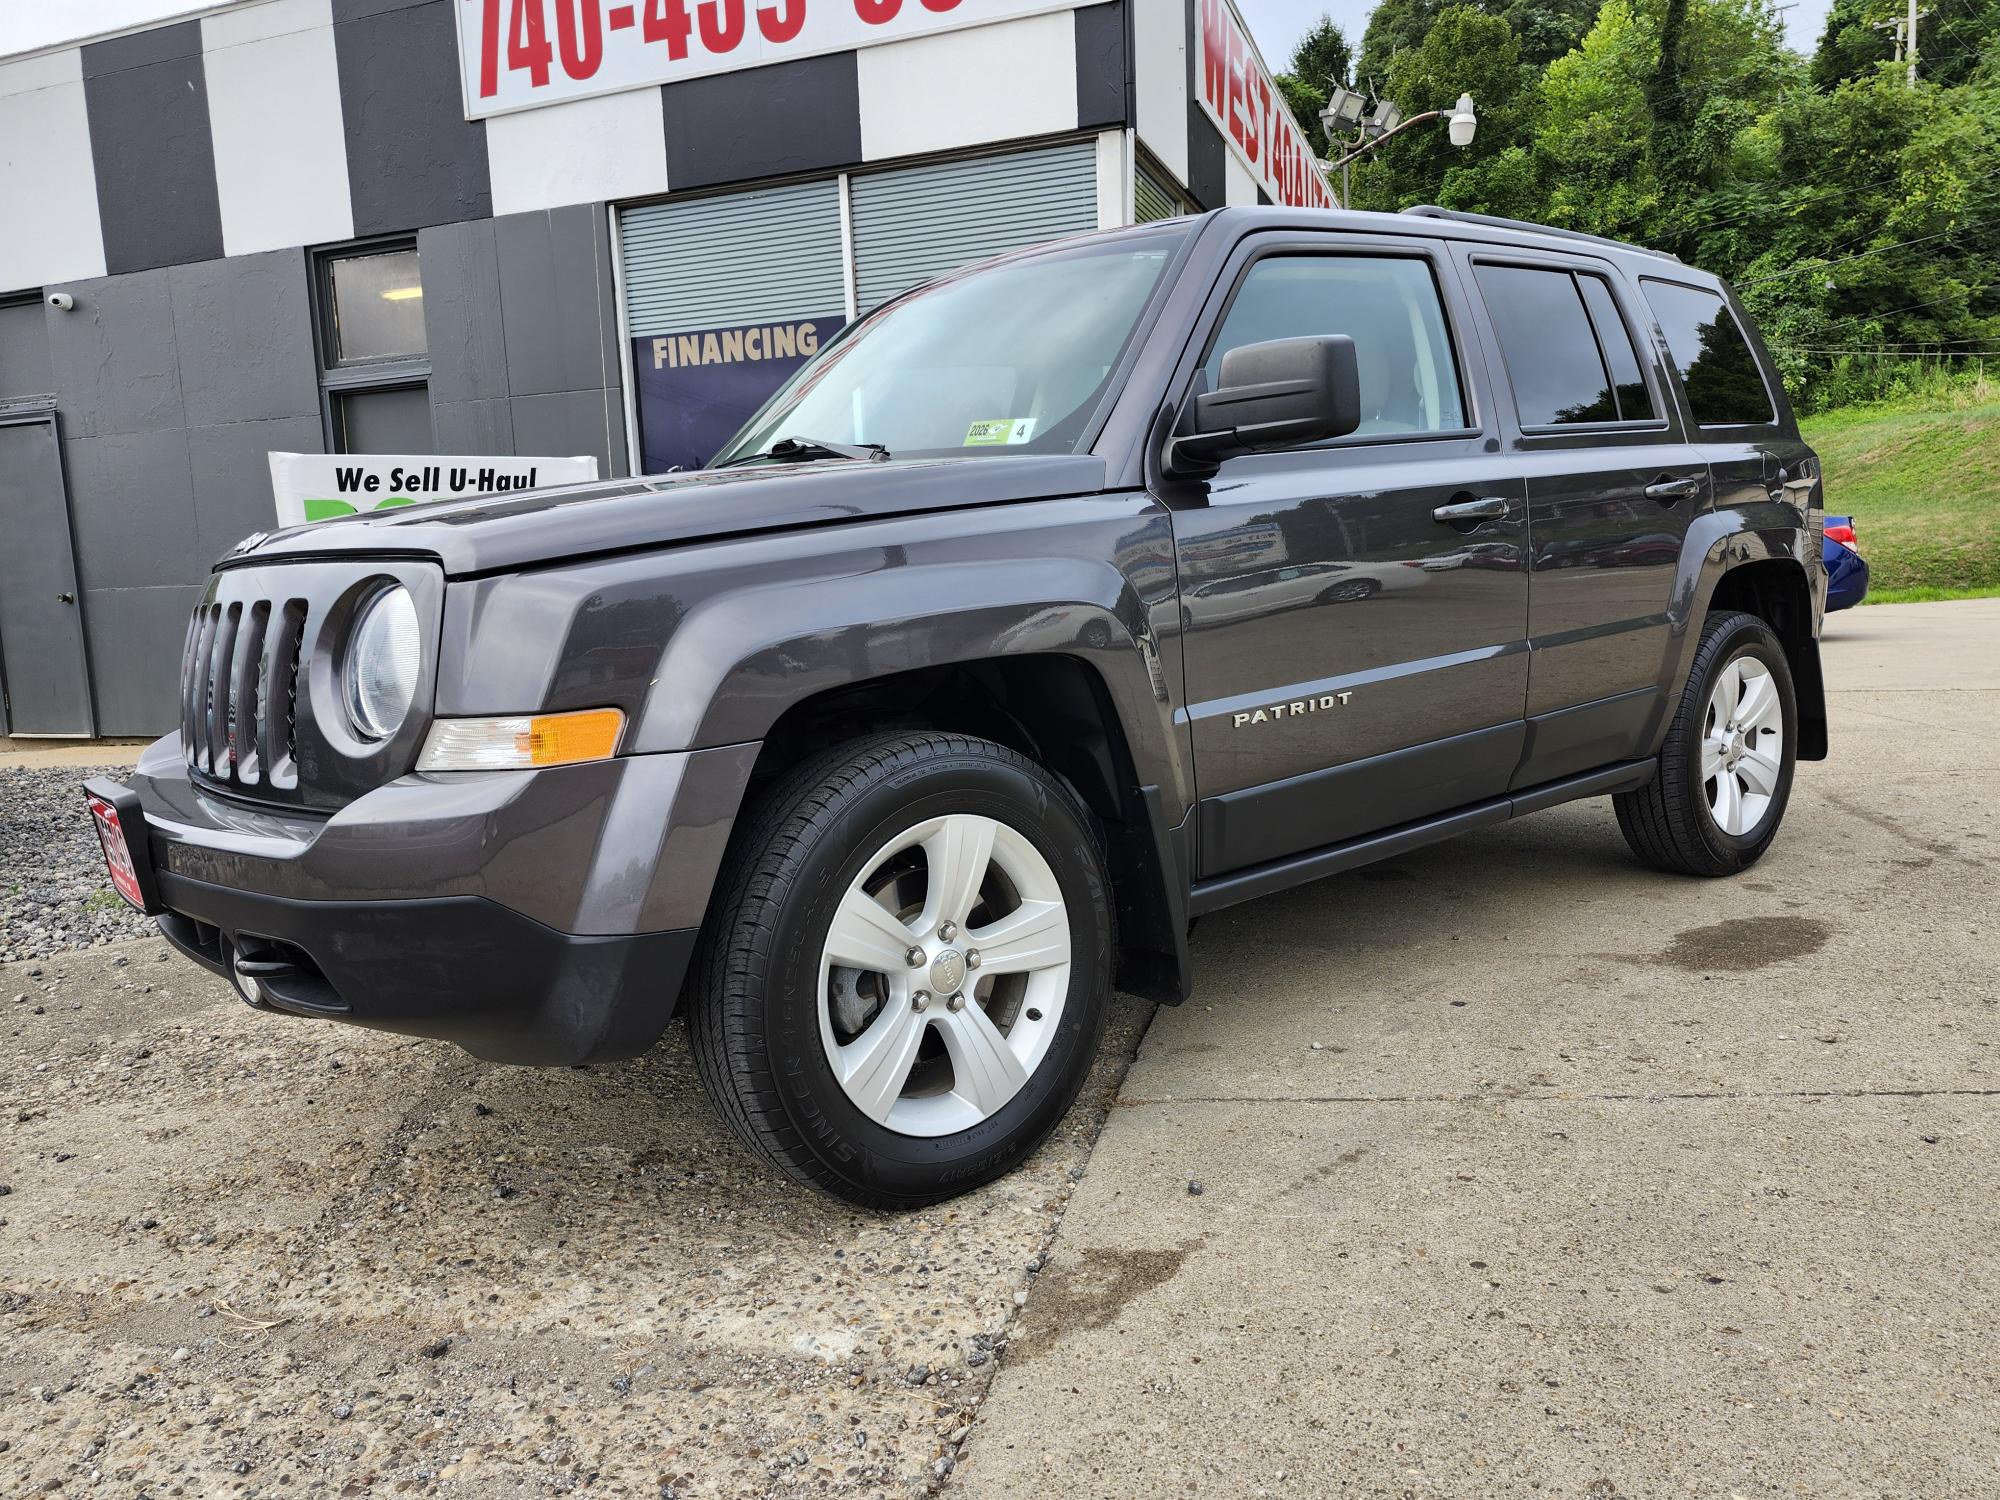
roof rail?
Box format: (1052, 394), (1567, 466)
(1398, 205), (1681, 263)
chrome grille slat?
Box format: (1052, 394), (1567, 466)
(183, 595), (306, 793)
(207, 603), (240, 778)
(233, 601), (270, 785)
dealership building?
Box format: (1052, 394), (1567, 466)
(0, 0), (1326, 737)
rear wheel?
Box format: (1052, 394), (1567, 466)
(1616, 610), (1797, 876)
(686, 733), (1113, 1207)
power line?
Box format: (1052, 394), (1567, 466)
(1740, 218), (1993, 284)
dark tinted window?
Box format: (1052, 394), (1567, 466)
(1642, 279), (1774, 426)
(1474, 263), (1617, 425)
(1205, 256), (1467, 436)
(1575, 275), (1656, 420)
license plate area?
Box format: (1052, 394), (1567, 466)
(84, 781), (163, 915)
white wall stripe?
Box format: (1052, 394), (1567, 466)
(0, 49), (106, 291)
(202, 0), (352, 258)
(1094, 129), (1127, 230)
(486, 88), (670, 218)
(855, 14), (1079, 164)
(1132, 0), (1188, 187)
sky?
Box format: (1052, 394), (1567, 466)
(1232, 0), (1834, 79)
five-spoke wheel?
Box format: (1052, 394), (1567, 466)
(686, 733), (1111, 1207)
(1617, 609), (1798, 876)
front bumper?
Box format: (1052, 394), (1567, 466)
(97, 734), (759, 1065)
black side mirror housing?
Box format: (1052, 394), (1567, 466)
(1167, 335), (1361, 476)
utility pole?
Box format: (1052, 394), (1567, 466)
(1875, 4), (1929, 86)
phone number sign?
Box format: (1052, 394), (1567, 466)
(457, 0), (1079, 117)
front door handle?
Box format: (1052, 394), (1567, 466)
(1644, 476), (1703, 505)
(1432, 496), (1509, 525)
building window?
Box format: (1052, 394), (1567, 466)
(316, 241), (434, 454)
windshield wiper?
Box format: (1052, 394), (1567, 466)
(718, 436), (890, 467)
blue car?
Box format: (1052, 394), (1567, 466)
(1825, 515), (1869, 610)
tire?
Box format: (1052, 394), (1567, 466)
(685, 732), (1114, 1207)
(1615, 610), (1798, 877)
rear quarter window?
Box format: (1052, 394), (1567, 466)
(1641, 279), (1775, 427)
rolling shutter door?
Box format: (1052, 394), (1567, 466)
(619, 179), (848, 335)
(1135, 163), (1183, 223)
(617, 180), (849, 473)
(849, 140), (1099, 312)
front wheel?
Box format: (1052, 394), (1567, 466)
(1615, 610), (1798, 876)
(685, 733), (1113, 1207)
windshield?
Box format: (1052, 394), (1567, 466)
(711, 232), (1184, 465)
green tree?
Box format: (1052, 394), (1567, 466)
(1350, 6), (1532, 210)
(1275, 16), (1355, 156)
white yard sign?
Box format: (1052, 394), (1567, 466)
(455, 0), (1082, 118)
(267, 452), (599, 529)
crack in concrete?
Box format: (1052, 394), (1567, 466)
(1118, 1086), (2000, 1106)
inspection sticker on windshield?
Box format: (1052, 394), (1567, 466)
(964, 418), (1037, 446)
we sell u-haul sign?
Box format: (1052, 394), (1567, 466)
(1195, 0), (1335, 210)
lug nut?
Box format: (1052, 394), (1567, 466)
(906, 945), (925, 968)
(946, 992), (964, 1012)
(912, 990), (930, 1012)
(939, 920), (957, 942)
(964, 949), (981, 970)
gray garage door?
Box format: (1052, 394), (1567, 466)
(849, 140), (1100, 312)
(619, 178), (848, 336)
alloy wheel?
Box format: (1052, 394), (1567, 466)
(818, 813), (1072, 1137)
(1702, 655), (1784, 836)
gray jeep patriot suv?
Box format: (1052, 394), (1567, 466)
(87, 205), (1827, 1206)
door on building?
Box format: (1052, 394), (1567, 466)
(1163, 237), (1530, 877)
(0, 408), (94, 736)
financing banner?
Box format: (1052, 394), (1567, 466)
(267, 452), (600, 529)
(632, 313), (844, 474)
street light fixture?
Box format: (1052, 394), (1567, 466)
(1320, 86), (1368, 134)
(1447, 93), (1478, 147)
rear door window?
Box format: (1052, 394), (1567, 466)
(1575, 274), (1656, 421)
(1474, 262), (1625, 426)
(1641, 279), (1775, 427)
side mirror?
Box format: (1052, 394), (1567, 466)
(1166, 335), (1361, 477)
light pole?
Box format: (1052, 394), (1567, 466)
(1318, 92), (1478, 206)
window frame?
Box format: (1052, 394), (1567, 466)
(311, 236), (433, 455)
(1169, 235), (1487, 470)
(1639, 274), (1780, 433)
(1464, 250), (1672, 441)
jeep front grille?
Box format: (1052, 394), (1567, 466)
(181, 596), (309, 791)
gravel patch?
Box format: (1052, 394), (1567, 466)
(1, 765), (154, 962)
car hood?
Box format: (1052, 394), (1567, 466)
(225, 453), (1111, 577)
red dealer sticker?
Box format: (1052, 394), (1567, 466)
(457, 0), (1066, 118)
(1195, 0), (1334, 211)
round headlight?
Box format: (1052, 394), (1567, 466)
(343, 585), (420, 741)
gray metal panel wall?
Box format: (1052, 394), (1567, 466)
(45, 249), (322, 734)
(849, 140), (1099, 312)
(620, 181), (849, 335)
(420, 205), (628, 477)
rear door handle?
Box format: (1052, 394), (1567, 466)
(1432, 496), (1509, 525)
(1644, 476), (1703, 504)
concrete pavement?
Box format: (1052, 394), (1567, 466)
(957, 600), (2000, 1499)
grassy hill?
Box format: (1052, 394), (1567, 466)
(1800, 387), (2000, 602)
